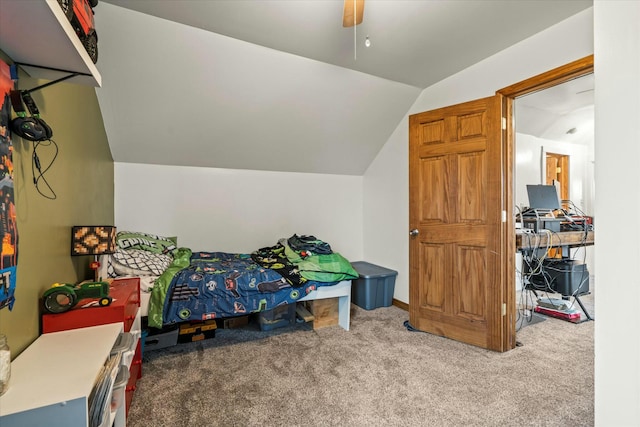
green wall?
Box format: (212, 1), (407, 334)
(0, 53), (114, 356)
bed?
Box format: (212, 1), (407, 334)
(101, 231), (356, 332)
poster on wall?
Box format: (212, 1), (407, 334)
(0, 59), (17, 310)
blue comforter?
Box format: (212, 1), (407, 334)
(147, 249), (335, 328)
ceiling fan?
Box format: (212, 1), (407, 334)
(343, 0), (364, 27)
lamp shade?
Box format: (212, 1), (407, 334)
(71, 226), (117, 256)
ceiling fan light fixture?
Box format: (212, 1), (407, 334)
(343, 0), (365, 27)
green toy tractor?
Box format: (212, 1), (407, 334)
(43, 281), (112, 314)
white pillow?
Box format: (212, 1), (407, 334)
(110, 248), (172, 276)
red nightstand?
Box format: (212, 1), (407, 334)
(41, 277), (142, 418)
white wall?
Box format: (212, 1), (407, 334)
(594, 1), (640, 424)
(114, 163), (363, 261)
(363, 8), (594, 304)
(514, 134), (590, 213)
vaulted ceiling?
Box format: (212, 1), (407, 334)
(516, 73), (594, 146)
(95, 0), (592, 175)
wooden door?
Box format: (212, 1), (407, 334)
(545, 152), (570, 208)
(409, 95), (511, 351)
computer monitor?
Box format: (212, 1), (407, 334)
(526, 184), (562, 210)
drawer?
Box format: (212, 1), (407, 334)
(126, 342), (142, 416)
(121, 311), (142, 367)
(129, 308), (142, 342)
(123, 285), (140, 332)
(117, 278), (140, 333)
(110, 332), (135, 366)
(144, 326), (179, 352)
(130, 340), (142, 380)
(113, 334), (141, 372)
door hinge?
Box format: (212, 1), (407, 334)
(501, 210), (507, 223)
(502, 303), (507, 316)
(502, 117), (507, 130)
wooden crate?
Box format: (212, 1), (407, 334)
(305, 298), (339, 330)
(178, 319), (217, 343)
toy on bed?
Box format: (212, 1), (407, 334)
(104, 232), (358, 333)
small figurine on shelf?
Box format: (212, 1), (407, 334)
(56, 0), (100, 64)
(42, 281), (112, 314)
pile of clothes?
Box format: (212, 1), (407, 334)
(251, 234), (358, 287)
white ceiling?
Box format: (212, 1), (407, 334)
(94, 0), (593, 175)
(99, 0), (591, 89)
(516, 73), (594, 145)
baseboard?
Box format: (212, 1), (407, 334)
(392, 299), (409, 311)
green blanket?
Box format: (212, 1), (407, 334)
(283, 240), (358, 282)
(148, 247), (192, 329)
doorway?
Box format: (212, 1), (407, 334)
(499, 55), (595, 329)
(512, 71), (594, 215)
(546, 152), (570, 207)
(407, 56), (594, 352)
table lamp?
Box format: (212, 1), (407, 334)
(71, 225), (117, 281)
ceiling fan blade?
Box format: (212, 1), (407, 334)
(343, 0), (365, 27)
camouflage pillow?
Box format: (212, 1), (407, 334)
(116, 231), (177, 255)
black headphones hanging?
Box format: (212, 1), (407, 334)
(10, 90), (53, 141)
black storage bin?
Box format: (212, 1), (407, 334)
(528, 258), (590, 296)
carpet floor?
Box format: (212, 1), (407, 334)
(127, 302), (593, 427)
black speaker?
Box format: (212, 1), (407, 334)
(9, 90), (52, 141)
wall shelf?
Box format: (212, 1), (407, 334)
(0, 0), (101, 87)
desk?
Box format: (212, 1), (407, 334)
(516, 229), (594, 323)
(516, 230), (594, 252)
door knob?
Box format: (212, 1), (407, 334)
(409, 229), (419, 236)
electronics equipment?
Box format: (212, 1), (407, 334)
(522, 217), (563, 232)
(526, 184), (562, 211)
(19, 91), (53, 139)
(537, 297), (573, 311)
(561, 215), (593, 231)
(520, 185), (565, 231)
(534, 306), (581, 321)
(526, 258), (590, 296)
(9, 90), (52, 141)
